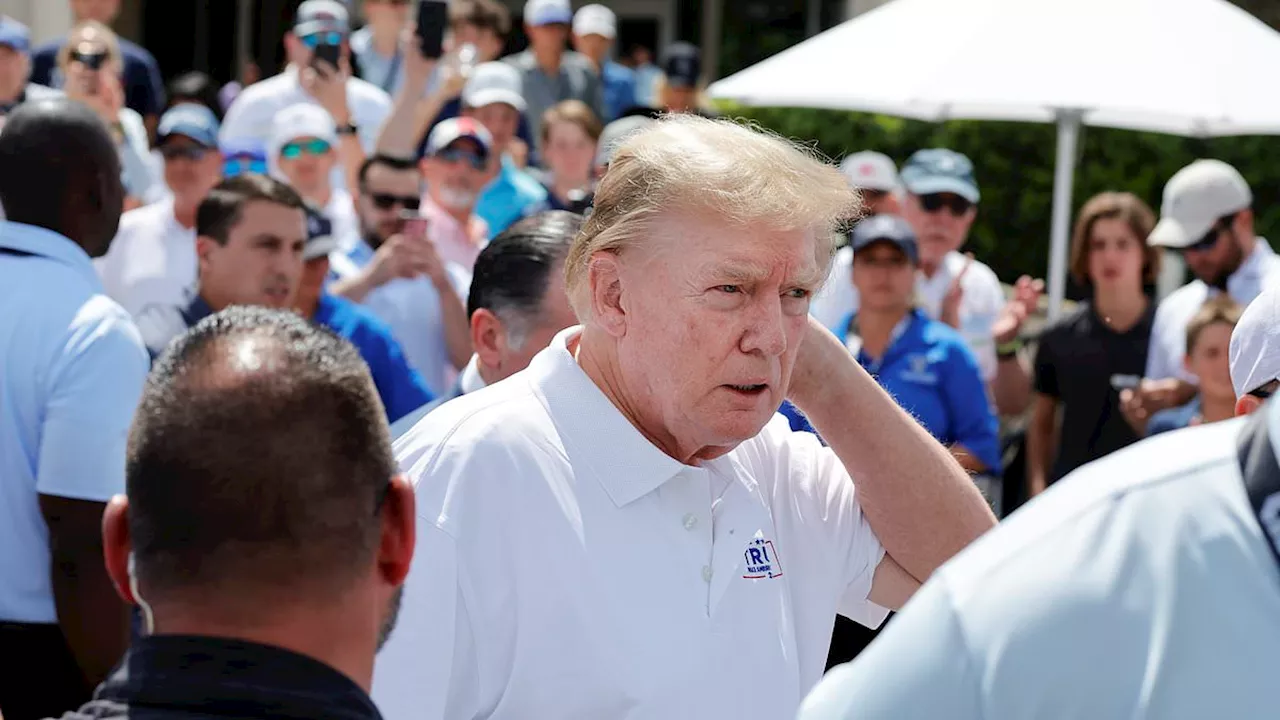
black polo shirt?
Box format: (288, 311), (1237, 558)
(53, 635), (382, 720)
(1034, 300), (1156, 483)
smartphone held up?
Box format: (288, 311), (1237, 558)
(416, 0), (449, 60)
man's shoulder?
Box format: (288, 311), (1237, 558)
(346, 76), (393, 108)
(1153, 280), (1207, 324)
(319, 294), (398, 344)
(115, 36), (160, 66)
(502, 50), (536, 69)
(917, 313), (976, 355)
(230, 74), (295, 106)
(604, 61), (636, 82)
(505, 166), (550, 199)
(29, 38), (63, 61)
(1038, 302), (1094, 342)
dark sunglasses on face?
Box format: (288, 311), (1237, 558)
(369, 193), (421, 211)
(160, 145), (210, 161)
(280, 138), (332, 159)
(1181, 213), (1237, 254)
(223, 157), (268, 177)
(435, 147), (487, 171)
(301, 32), (345, 48)
(918, 193), (973, 216)
(70, 49), (107, 70)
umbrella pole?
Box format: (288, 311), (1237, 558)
(1046, 110), (1083, 322)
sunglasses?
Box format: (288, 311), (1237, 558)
(435, 147), (487, 171)
(223, 157), (268, 177)
(918, 193), (973, 216)
(160, 145), (210, 161)
(70, 49), (107, 70)
(301, 32), (345, 48)
(1181, 213), (1237, 254)
(280, 138), (332, 159)
(369, 193), (421, 211)
(1248, 380), (1278, 400)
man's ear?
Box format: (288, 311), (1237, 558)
(101, 495), (136, 605)
(196, 235), (216, 264)
(587, 251), (626, 338)
(471, 309), (504, 369)
(1236, 394), (1264, 417)
(378, 475), (416, 587)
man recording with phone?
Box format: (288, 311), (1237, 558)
(220, 0), (391, 191)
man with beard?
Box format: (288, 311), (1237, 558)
(56, 306), (415, 719)
(329, 131), (474, 396)
(1122, 160), (1280, 432)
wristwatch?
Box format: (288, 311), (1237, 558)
(336, 122), (358, 136)
(997, 337), (1024, 359)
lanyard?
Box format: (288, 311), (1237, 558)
(1236, 405), (1280, 575)
(844, 312), (912, 375)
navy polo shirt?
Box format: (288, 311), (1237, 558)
(30, 36), (166, 118)
(313, 293), (435, 424)
(784, 309), (1001, 472)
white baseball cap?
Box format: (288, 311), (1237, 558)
(1148, 159), (1252, 249)
(425, 117), (493, 158)
(462, 62), (526, 112)
(839, 151), (899, 192)
(270, 103), (338, 157)
(1230, 287), (1280, 397)
(573, 4), (617, 39)
(524, 0), (572, 27)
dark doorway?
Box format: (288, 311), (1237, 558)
(140, 0), (303, 89)
(616, 17), (659, 62)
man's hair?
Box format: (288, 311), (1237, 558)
(540, 100), (604, 148)
(565, 114), (860, 318)
(1186, 295), (1242, 355)
(57, 20), (123, 71)
(167, 71), (223, 121)
(196, 174), (307, 245)
(127, 307), (395, 607)
(357, 154), (421, 192)
(1069, 191), (1161, 287)
(449, 0), (511, 38)
(469, 211), (580, 348)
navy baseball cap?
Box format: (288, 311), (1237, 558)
(304, 204), (337, 262)
(0, 17), (31, 53)
(662, 42), (702, 89)
(900, 148), (980, 204)
(850, 214), (919, 265)
(158, 103), (220, 148)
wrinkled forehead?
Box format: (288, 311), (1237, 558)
(634, 208), (830, 288)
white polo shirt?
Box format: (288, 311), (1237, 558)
(323, 188), (362, 255)
(811, 248), (1003, 380)
(1146, 238), (1280, 383)
(219, 68), (391, 189)
(93, 198), (198, 352)
(373, 327), (888, 720)
(798, 407), (1280, 720)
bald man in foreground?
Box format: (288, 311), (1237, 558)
(0, 99), (148, 719)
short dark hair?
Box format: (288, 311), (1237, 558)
(357, 154), (420, 192)
(196, 174), (307, 245)
(468, 211), (579, 342)
(127, 307), (395, 606)
(449, 0), (511, 38)
(167, 71), (223, 120)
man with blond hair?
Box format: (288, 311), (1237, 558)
(373, 115), (996, 720)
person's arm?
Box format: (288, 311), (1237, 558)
(991, 349), (1032, 416)
(989, 274), (1041, 416)
(35, 312), (149, 687)
(302, 58), (365, 193)
(1025, 394), (1059, 497)
(434, 263), (473, 371)
(369, 326), (436, 424)
(375, 32), (464, 159)
(788, 316), (997, 583)
(936, 335), (1002, 475)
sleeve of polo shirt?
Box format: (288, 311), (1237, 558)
(36, 305), (148, 502)
(939, 339), (1002, 473)
(796, 576), (985, 720)
(1032, 327), (1060, 398)
(769, 420), (888, 628)
(375, 340), (436, 424)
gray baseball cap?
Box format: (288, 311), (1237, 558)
(1149, 159), (1252, 249)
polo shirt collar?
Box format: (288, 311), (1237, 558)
(93, 634), (381, 719)
(527, 326), (689, 507)
(0, 221), (100, 289)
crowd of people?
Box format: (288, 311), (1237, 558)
(2, 0), (1280, 718)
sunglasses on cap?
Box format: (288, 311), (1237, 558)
(369, 193), (421, 211)
(301, 31), (344, 48)
(280, 138), (333, 159)
(435, 147), (487, 171)
(1181, 213), (1238, 254)
(918, 193), (973, 217)
(160, 145), (211, 161)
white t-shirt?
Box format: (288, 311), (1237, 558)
(323, 188), (362, 255)
(1146, 238), (1280, 383)
(373, 327), (888, 720)
(811, 249), (1003, 380)
(219, 68), (391, 190)
(93, 198), (198, 352)
(798, 408), (1280, 720)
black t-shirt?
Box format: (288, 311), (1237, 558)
(1033, 300), (1156, 483)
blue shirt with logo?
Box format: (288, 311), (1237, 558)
(474, 155), (549, 239)
(782, 309), (1001, 472)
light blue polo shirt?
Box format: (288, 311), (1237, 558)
(474, 155), (549, 239)
(0, 221), (149, 623)
(799, 409), (1280, 720)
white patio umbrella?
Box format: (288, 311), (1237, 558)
(709, 0), (1280, 320)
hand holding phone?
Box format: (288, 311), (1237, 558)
(416, 0), (449, 60)
(312, 42), (343, 72)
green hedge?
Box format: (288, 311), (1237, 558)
(721, 105), (1280, 291)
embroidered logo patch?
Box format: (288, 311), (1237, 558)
(742, 537), (783, 580)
